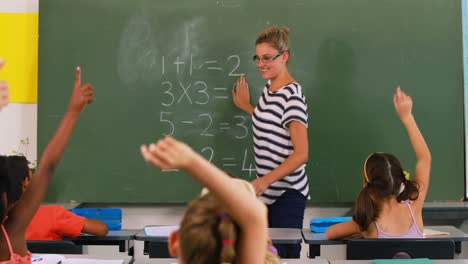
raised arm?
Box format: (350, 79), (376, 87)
(232, 76), (254, 115)
(141, 137), (268, 264)
(10, 67), (94, 231)
(393, 86), (431, 208)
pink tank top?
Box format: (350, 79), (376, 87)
(375, 201), (423, 238)
(0, 224), (31, 264)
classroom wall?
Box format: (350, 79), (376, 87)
(2, 1), (466, 201)
(0, 0), (38, 164)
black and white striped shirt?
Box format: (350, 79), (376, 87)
(252, 82), (310, 205)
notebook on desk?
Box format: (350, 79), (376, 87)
(423, 228), (450, 237)
(33, 254), (124, 264)
(144, 225), (179, 236)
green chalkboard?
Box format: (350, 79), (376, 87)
(38, 0), (465, 203)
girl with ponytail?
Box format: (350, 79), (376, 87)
(325, 87), (431, 239)
(141, 137), (280, 264)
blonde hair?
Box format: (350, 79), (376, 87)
(179, 193), (237, 263)
(266, 239), (281, 264)
(256, 25), (290, 53)
(180, 179), (281, 264)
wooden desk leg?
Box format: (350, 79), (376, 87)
(143, 241), (149, 255)
(127, 240), (134, 256)
(455, 241), (461, 254)
(308, 244), (320, 258)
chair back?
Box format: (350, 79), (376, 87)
(346, 239), (455, 260)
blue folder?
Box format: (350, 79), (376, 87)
(309, 216), (352, 233)
(71, 208), (122, 230)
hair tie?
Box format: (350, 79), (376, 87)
(403, 170), (410, 180)
(268, 245), (278, 256)
(220, 212), (230, 220)
(363, 153), (374, 183)
(398, 182), (406, 194)
(222, 239), (233, 245)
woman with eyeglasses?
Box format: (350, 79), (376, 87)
(232, 25), (309, 259)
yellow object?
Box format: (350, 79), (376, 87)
(403, 170), (410, 180)
(363, 153), (372, 183)
(0, 13), (38, 103)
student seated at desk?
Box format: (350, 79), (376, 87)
(26, 204), (108, 240)
(0, 67), (93, 263)
(325, 87), (431, 239)
(141, 137), (280, 264)
(4, 156), (108, 240)
(8, 166), (108, 240)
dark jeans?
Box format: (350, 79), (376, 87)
(267, 189), (306, 258)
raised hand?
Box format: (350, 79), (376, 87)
(68, 67), (94, 114)
(141, 136), (195, 170)
(393, 86), (413, 122)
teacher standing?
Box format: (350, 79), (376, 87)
(232, 25), (309, 258)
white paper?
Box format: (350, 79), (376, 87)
(32, 254), (65, 264)
(32, 255), (123, 264)
(423, 228), (450, 237)
(144, 225), (179, 236)
(64, 259), (123, 264)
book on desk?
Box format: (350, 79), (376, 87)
(423, 228), (450, 237)
(144, 225), (179, 236)
(32, 254), (124, 264)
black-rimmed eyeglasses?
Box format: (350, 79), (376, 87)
(252, 51), (284, 64)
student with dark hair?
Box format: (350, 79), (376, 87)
(4, 155), (107, 240)
(0, 67), (94, 263)
(325, 87), (431, 239)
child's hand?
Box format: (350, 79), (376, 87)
(0, 59), (9, 110)
(141, 136), (195, 170)
(68, 67), (94, 114)
(0, 80), (9, 110)
(393, 86), (413, 121)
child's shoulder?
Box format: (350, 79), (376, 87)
(36, 205), (68, 216)
(40, 204), (67, 211)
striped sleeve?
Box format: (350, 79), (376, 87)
(281, 94), (308, 129)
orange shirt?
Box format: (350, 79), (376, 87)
(26, 205), (85, 240)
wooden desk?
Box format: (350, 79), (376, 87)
(331, 260), (468, 264)
(269, 228), (303, 244)
(302, 226), (468, 258)
(135, 226), (302, 258)
(133, 258), (330, 264)
(35, 254), (132, 264)
(66, 229), (139, 263)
